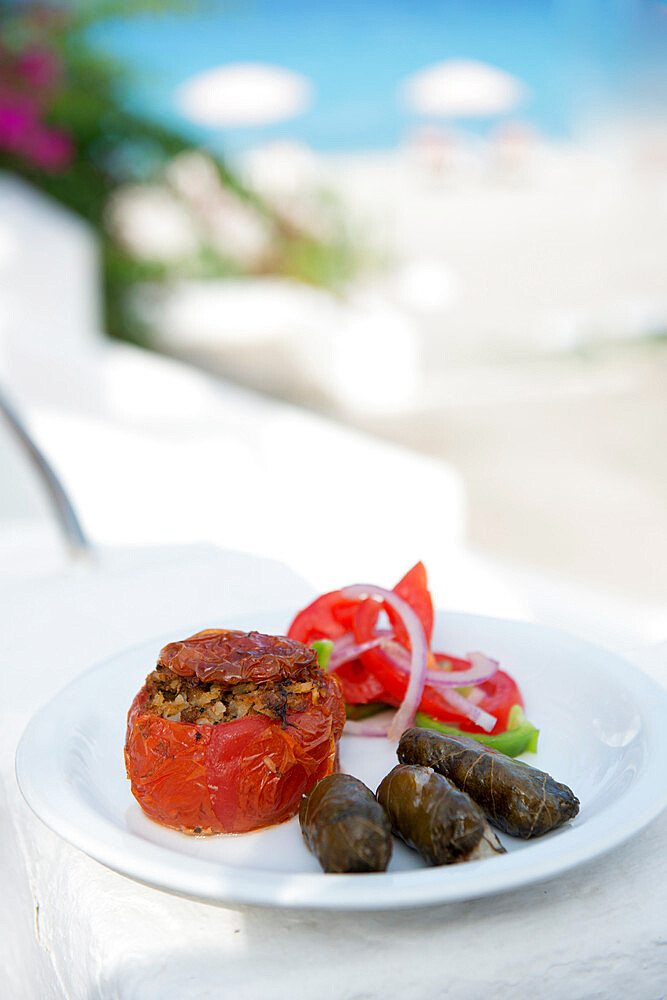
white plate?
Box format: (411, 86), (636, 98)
(16, 610), (667, 910)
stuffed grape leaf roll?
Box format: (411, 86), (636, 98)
(376, 764), (502, 866)
(299, 773), (393, 873)
(398, 728), (579, 839)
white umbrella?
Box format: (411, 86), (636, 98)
(400, 59), (526, 118)
(175, 62), (313, 128)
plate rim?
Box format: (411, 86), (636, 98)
(15, 609), (667, 910)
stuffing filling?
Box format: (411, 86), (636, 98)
(144, 666), (324, 725)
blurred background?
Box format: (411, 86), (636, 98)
(0, 0), (665, 614)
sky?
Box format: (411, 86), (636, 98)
(88, 0), (666, 154)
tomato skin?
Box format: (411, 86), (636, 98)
(124, 674), (345, 834)
(205, 702), (342, 833)
(125, 690), (219, 832)
(158, 629), (318, 685)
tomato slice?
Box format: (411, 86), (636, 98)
(329, 656), (387, 704)
(393, 561), (434, 645)
(289, 562), (433, 648)
(418, 668), (523, 734)
(287, 591), (360, 646)
(289, 564), (434, 707)
(351, 656), (523, 734)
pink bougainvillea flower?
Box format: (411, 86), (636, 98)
(17, 47), (63, 92)
(0, 96), (40, 150)
(24, 125), (73, 170)
(0, 92), (73, 171)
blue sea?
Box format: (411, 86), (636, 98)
(89, 0), (665, 154)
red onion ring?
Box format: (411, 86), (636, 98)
(340, 584), (428, 742)
(432, 650), (499, 687)
(328, 635), (386, 670)
(465, 686), (485, 706)
(380, 642), (498, 733)
(382, 642), (498, 688)
(432, 687), (497, 732)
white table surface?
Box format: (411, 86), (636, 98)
(1, 542), (666, 1000)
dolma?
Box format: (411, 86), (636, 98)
(463, 821), (506, 861)
(299, 773), (393, 873)
(398, 728), (580, 839)
(376, 764), (494, 866)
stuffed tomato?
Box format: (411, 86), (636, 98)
(125, 628), (346, 834)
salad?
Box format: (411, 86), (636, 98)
(287, 562), (538, 757)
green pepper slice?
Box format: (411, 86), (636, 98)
(415, 704), (539, 757)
